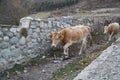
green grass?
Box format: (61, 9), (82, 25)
(29, 12), (50, 18)
(50, 44), (109, 80)
(71, 12), (93, 17)
(28, 7), (120, 19)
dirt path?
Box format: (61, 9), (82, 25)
(7, 58), (87, 80)
(8, 57), (80, 80)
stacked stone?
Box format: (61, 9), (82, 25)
(0, 26), (23, 71)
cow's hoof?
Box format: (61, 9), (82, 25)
(62, 56), (70, 60)
(62, 57), (70, 60)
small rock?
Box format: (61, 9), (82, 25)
(27, 50), (32, 54)
(10, 28), (17, 33)
(33, 28), (40, 32)
(6, 32), (14, 38)
(10, 37), (19, 44)
(32, 33), (38, 38)
(0, 31), (3, 37)
(35, 64), (38, 66)
(37, 38), (42, 43)
(12, 25), (17, 28)
(53, 60), (61, 63)
(10, 45), (16, 50)
(26, 35), (32, 42)
(11, 49), (22, 57)
(19, 36), (26, 45)
(28, 29), (33, 35)
(30, 25), (37, 28)
(0, 58), (8, 65)
(0, 37), (3, 42)
(16, 28), (21, 32)
(15, 33), (21, 38)
(15, 71), (21, 74)
(42, 69), (45, 73)
(21, 49), (27, 56)
(32, 39), (37, 43)
(0, 42), (9, 49)
(23, 69), (27, 73)
(42, 56), (46, 59)
(3, 36), (9, 41)
(3, 28), (8, 31)
(7, 71), (10, 78)
(15, 43), (20, 48)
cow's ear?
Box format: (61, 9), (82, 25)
(105, 26), (108, 29)
(48, 34), (52, 39)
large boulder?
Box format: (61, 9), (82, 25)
(10, 27), (17, 34)
(0, 42), (9, 49)
(0, 49), (11, 60)
(3, 36), (9, 42)
(6, 32), (14, 38)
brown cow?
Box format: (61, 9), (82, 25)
(104, 22), (120, 41)
(48, 25), (93, 58)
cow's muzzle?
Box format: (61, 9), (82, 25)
(51, 44), (56, 47)
(104, 31), (107, 34)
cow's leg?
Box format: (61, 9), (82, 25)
(79, 37), (87, 55)
(83, 39), (87, 50)
(79, 42), (84, 55)
(63, 43), (72, 58)
(109, 32), (114, 41)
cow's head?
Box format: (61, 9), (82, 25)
(48, 32), (64, 47)
(104, 26), (108, 33)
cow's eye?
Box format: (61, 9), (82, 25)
(55, 36), (59, 39)
(56, 37), (59, 40)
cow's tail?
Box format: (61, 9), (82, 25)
(89, 33), (93, 46)
(87, 26), (93, 46)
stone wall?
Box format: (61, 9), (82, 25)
(0, 16), (120, 71)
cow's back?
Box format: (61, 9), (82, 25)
(60, 25), (89, 44)
(108, 22), (120, 33)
